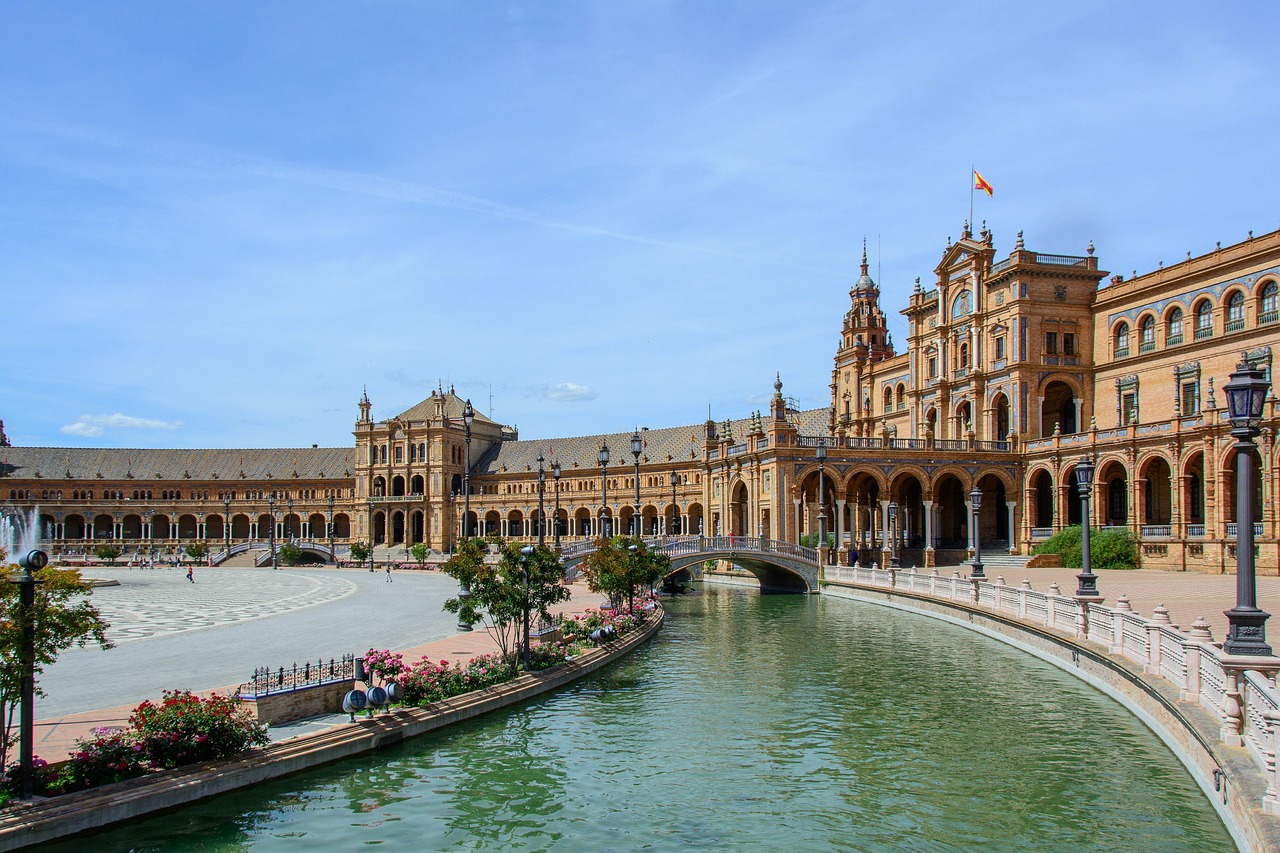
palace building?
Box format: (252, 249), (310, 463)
(4, 225), (1277, 574)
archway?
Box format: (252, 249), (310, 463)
(372, 511), (386, 545)
(411, 510), (424, 544)
(1032, 470), (1054, 529)
(392, 476), (406, 498)
(1041, 381), (1077, 436)
(1100, 461), (1129, 526)
(1140, 456), (1173, 526)
(1183, 452), (1205, 526)
(121, 514), (142, 539)
(391, 511), (405, 545)
(933, 475), (967, 549)
(232, 514), (251, 539)
(333, 513), (351, 539)
(993, 393), (1011, 441)
(730, 482), (749, 536)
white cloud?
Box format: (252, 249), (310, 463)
(538, 383), (597, 402)
(60, 414), (182, 438)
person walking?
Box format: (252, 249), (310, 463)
(186, 565), (195, 583)
(385, 563), (393, 583)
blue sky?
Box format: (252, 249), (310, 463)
(2, 2), (1275, 449)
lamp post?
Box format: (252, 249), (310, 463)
(552, 460), (562, 549)
(888, 501), (899, 568)
(969, 486), (984, 578)
(458, 400), (475, 632)
(286, 497), (294, 543)
(631, 429), (642, 538)
(599, 441), (610, 539)
(816, 437), (827, 553)
(536, 453), (546, 547)
(146, 509), (155, 567)
(15, 548), (47, 799)
(1074, 457), (1099, 598)
(670, 472), (681, 535)
(223, 496), (231, 559)
(520, 545), (534, 671)
(1222, 357), (1272, 655)
(366, 499), (376, 573)
(327, 494), (335, 561)
(267, 494), (278, 570)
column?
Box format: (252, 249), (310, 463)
(1006, 501), (1017, 554)
(835, 499), (846, 555)
(1057, 483), (1070, 531)
(1073, 400), (1083, 434)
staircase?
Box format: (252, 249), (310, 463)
(976, 541), (1031, 575)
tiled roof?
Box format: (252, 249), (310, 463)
(474, 408), (829, 475)
(391, 390), (502, 427)
(0, 447), (353, 482)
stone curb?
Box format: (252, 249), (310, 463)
(0, 607), (664, 851)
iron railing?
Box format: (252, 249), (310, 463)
(238, 653), (356, 698)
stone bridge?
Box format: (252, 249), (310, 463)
(560, 535), (819, 594)
(212, 540), (337, 567)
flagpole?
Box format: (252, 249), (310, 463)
(969, 165), (974, 234)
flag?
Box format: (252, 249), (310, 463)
(973, 169), (994, 197)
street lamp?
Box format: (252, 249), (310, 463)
(327, 494), (335, 561)
(631, 429), (642, 538)
(599, 441), (610, 539)
(1222, 357), (1272, 655)
(223, 496), (231, 559)
(367, 499), (376, 574)
(267, 494), (278, 571)
(15, 548), (47, 799)
(670, 472), (681, 535)
(458, 399), (475, 632)
(146, 509), (155, 566)
(1074, 457), (1099, 598)
(536, 453), (546, 547)
(816, 437), (827, 552)
(888, 501), (900, 568)
(286, 497), (294, 543)
(520, 545), (535, 671)
(552, 459), (562, 549)
(969, 486), (984, 578)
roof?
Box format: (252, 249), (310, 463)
(0, 447), (353, 482)
(391, 390), (503, 428)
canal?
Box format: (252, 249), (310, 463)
(51, 586), (1234, 851)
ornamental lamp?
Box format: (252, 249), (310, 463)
(1224, 357), (1269, 433)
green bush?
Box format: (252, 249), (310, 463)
(799, 533), (835, 549)
(129, 690), (269, 768)
(1033, 525), (1137, 571)
(95, 544), (122, 563)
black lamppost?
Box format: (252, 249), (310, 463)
(520, 545), (534, 671)
(536, 452), (546, 547)
(888, 501), (900, 568)
(552, 459), (562, 548)
(631, 429), (642, 537)
(146, 509), (155, 566)
(458, 400), (475, 632)
(267, 494), (278, 570)
(286, 496), (294, 543)
(816, 437), (827, 552)
(1075, 457), (1099, 597)
(599, 441), (610, 538)
(367, 499), (376, 573)
(327, 494), (336, 560)
(670, 472), (681, 535)
(969, 486), (984, 578)
(223, 496), (231, 558)
(1222, 357), (1272, 655)
(15, 548), (47, 799)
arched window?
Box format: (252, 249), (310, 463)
(1194, 300), (1213, 339)
(882, 387), (893, 413)
(1139, 315), (1156, 352)
(896, 384), (906, 410)
(1262, 281), (1279, 325)
(1226, 291), (1246, 331)
(959, 342), (970, 368)
(1114, 322), (1130, 356)
(951, 290), (972, 319)
(1166, 307), (1184, 344)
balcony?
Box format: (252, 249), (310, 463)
(1140, 525), (1171, 538)
(1225, 523), (1264, 537)
(1114, 346), (1130, 358)
(1139, 341), (1156, 354)
(1194, 326), (1213, 341)
(1261, 309), (1278, 325)
(1225, 317), (1245, 333)
(1186, 524), (1205, 538)
(1166, 333), (1183, 346)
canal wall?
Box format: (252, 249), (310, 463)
(0, 608), (664, 852)
(820, 579), (1279, 853)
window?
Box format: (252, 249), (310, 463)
(1262, 282), (1279, 325)
(1194, 301), (1213, 339)
(1139, 316), (1155, 352)
(395, 445), (403, 463)
(959, 343), (970, 368)
(1167, 307), (1183, 344)
(1181, 382), (1199, 416)
(995, 337), (1006, 361)
(1063, 333), (1076, 356)
(896, 384), (906, 410)
(1114, 322), (1130, 356)
(883, 387), (893, 412)
(1226, 291), (1245, 332)
(1122, 392), (1137, 425)
(928, 356), (938, 378)
(1045, 332), (1058, 354)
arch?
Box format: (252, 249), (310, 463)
(391, 511), (405, 544)
(974, 472), (1009, 545)
(308, 513), (326, 537)
(925, 407), (938, 435)
(411, 510), (424, 544)
(1113, 320), (1130, 356)
(1259, 279), (1279, 325)
(1165, 304), (1185, 344)
(954, 399), (973, 434)
(151, 514), (171, 539)
(686, 502), (705, 536)
(232, 513), (252, 539)
(882, 386), (894, 414)
(333, 513), (351, 539)
(372, 476), (386, 497)
(932, 474), (968, 549)
(256, 513), (272, 539)
(1040, 379), (1078, 435)
(483, 510), (501, 537)
(1139, 454), (1173, 525)
(1181, 451), (1205, 525)
(1223, 445), (1264, 524)
(411, 475), (425, 495)
(282, 513), (301, 539)
(206, 514), (226, 540)
(642, 503), (660, 536)
(729, 481), (750, 536)
(507, 509), (524, 537)
(1062, 462), (1083, 527)
(1030, 468), (1054, 529)
(64, 514), (86, 539)
(992, 392), (1011, 441)
(1225, 288), (1246, 331)
(392, 476), (406, 497)
(1193, 297), (1214, 338)
(372, 511), (386, 545)
(1138, 313), (1156, 351)
(887, 470), (926, 556)
(1098, 459), (1129, 526)
(573, 507), (592, 536)
(121, 514), (143, 540)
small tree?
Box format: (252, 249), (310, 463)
(278, 542), (303, 567)
(409, 543), (431, 568)
(582, 536), (668, 611)
(0, 554), (112, 771)
(94, 544), (121, 564)
(348, 541), (371, 565)
(185, 542), (207, 563)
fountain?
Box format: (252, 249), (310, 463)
(1, 505), (41, 563)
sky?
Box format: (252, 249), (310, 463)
(3, 2), (1276, 450)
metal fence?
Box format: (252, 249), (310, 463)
(238, 653), (356, 697)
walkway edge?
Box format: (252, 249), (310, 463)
(0, 607), (664, 851)
(822, 582), (1277, 853)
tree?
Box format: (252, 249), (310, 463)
(278, 542), (304, 566)
(441, 540), (571, 668)
(582, 536), (669, 612)
(0, 550), (112, 771)
(184, 542), (207, 563)
(94, 544), (121, 564)
(348, 541), (371, 565)
(409, 543), (431, 568)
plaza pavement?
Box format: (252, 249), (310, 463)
(29, 562), (1280, 763)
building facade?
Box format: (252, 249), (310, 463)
(3, 226), (1277, 573)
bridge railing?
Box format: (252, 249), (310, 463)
(823, 564), (1280, 816)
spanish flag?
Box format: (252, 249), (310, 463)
(973, 169), (994, 197)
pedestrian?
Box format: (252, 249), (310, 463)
(385, 563), (393, 583)
(187, 565), (195, 583)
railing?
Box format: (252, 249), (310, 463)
(975, 440), (1010, 452)
(1226, 317), (1245, 333)
(1140, 525), (1172, 538)
(707, 449), (719, 460)
(989, 258), (1011, 274)
(1226, 523), (1265, 537)
(1034, 253), (1090, 267)
(1031, 527), (1053, 540)
(1261, 309), (1279, 325)
(1114, 346), (1130, 358)
(953, 368), (970, 380)
(919, 288), (938, 302)
(821, 567), (1280, 815)
(369, 494), (424, 503)
(727, 443), (748, 457)
(890, 438), (928, 450)
(1194, 326), (1213, 340)
(1187, 524), (1205, 538)
(238, 654), (356, 698)
(934, 439), (967, 451)
(1167, 333), (1183, 345)
(1139, 341), (1156, 353)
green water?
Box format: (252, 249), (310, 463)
(54, 588), (1234, 851)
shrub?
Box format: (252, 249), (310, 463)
(129, 690), (269, 768)
(95, 544), (122, 563)
(400, 654), (516, 706)
(58, 728), (152, 792)
(1033, 525), (1137, 571)
(363, 648), (405, 685)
